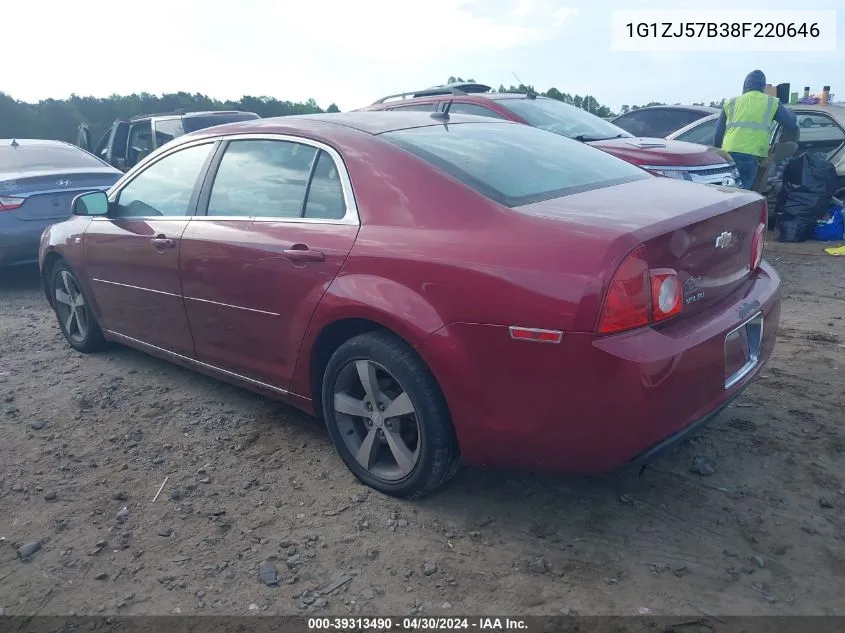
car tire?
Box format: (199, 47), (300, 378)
(321, 331), (460, 498)
(50, 260), (107, 353)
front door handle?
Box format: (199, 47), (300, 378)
(150, 235), (175, 249)
(284, 244), (325, 263)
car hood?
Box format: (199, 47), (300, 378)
(588, 137), (732, 168)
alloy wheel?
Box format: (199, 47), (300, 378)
(54, 270), (89, 344)
(332, 359), (421, 482)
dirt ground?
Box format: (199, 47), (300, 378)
(0, 239), (843, 618)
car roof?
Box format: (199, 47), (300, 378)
(1, 138), (77, 147)
(187, 111), (516, 138)
(129, 110), (258, 122)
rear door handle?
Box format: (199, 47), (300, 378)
(150, 235), (175, 249)
(284, 245), (325, 263)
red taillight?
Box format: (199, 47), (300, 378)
(598, 246), (651, 334)
(750, 202), (767, 271)
(598, 247), (683, 335)
(0, 196), (24, 211)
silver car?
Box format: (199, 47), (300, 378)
(668, 104), (845, 200)
(0, 139), (122, 267)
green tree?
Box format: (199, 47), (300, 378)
(326, 103), (340, 113)
(0, 91), (331, 143)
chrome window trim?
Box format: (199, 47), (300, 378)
(201, 133), (360, 226)
(97, 139), (218, 221)
(101, 133), (360, 226)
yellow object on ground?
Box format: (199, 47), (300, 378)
(824, 245), (845, 255)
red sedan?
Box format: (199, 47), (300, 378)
(39, 112), (781, 498)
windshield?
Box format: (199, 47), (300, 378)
(182, 112), (260, 133)
(0, 143), (106, 172)
(380, 122), (648, 207)
(499, 97), (633, 142)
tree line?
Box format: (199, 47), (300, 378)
(1, 78), (729, 146)
(447, 77), (726, 118)
(0, 91), (340, 145)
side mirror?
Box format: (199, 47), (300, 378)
(72, 191), (109, 217)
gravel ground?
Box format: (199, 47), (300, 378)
(0, 239), (843, 617)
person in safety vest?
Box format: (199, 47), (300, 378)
(714, 70), (797, 190)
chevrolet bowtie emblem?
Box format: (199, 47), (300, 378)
(715, 231), (734, 249)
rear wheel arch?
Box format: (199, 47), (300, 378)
(308, 317), (445, 421)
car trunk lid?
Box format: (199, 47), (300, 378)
(516, 177), (766, 319)
(1, 168), (120, 221)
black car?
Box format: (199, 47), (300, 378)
(77, 110), (260, 172)
(612, 105), (719, 139)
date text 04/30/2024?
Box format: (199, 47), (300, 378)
(307, 617), (529, 630)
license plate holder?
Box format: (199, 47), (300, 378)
(724, 312), (763, 390)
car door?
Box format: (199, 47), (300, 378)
(179, 135), (359, 390)
(84, 140), (217, 356)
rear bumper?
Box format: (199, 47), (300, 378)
(0, 221), (48, 267)
(0, 243), (39, 267)
(420, 260), (782, 474)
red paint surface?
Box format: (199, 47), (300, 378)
(40, 113), (781, 475)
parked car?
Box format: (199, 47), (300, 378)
(40, 112), (781, 498)
(359, 83), (739, 186)
(669, 104), (845, 199)
(77, 110), (260, 172)
(612, 105), (719, 138)
(1, 139), (122, 267)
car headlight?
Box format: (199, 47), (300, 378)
(651, 169), (692, 180)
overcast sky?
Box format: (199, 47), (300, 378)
(4, 0), (842, 112)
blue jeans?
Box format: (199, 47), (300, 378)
(729, 152), (761, 190)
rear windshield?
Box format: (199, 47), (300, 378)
(0, 143), (105, 171)
(380, 122), (649, 207)
(182, 113), (260, 133)
(498, 97), (633, 142)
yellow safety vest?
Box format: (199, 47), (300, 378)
(721, 91), (778, 158)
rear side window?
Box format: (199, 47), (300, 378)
(0, 143), (105, 171)
(381, 122), (649, 207)
(208, 140), (316, 217)
(445, 102), (506, 119)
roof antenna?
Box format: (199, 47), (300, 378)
(10, 139), (19, 147)
(512, 72), (537, 99)
(430, 99), (452, 122)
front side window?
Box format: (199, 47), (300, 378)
(499, 97), (632, 141)
(381, 121), (649, 207)
(114, 143), (213, 217)
(207, 140), (317, 218)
